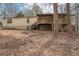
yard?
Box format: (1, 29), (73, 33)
(0, 30), (79, 56)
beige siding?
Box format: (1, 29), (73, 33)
(2, 19), (7, 27)
(2, 17), (37, 29)
(29, 18), (37, 25)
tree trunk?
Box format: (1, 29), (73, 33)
(75, 7), (78, 32)
(66, 3), (70, 24)
(66, 3), (72, 32)
(53, 3), (59, 33)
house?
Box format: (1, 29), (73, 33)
(1, 13), (75, 31)
(36, 13), (75, 31)
(2, 16), (37, 30)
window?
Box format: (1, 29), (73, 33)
(7, 18), (12, 24)
(27, 18), (29, 23)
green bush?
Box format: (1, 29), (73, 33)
(31, 22), (38, 30)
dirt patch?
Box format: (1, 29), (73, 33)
(0, 30), (79, 55)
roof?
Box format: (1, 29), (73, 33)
(37, 13), (67, 16)
(2, 16), (37, 19)
(36, 13), (75, 16)
(2, 13), (75, 19)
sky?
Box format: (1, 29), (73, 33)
(14, 3), (53, 13)
(0, 3), (76, 19)
(14, 3), (68, 13)
(0, 3), (69, 14)
(0, 3), (54, 19)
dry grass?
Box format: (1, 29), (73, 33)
(0, 30), (79, 56)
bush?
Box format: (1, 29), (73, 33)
(31, 22), (38, 30)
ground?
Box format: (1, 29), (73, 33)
(0, 30), (79, 56)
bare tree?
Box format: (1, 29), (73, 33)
(66, 3), (72, 32)
(66, 3), (71, 25)
(0, 4), (6, 18)
(32, 3), (42, 14)
(4, 3), (16, 18)
(74, 4), (79, 32)
(53, 3), (59, 32)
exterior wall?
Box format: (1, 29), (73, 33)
(2, 17), (37, 29)
(37, 15), (53, 30)
(70, 15), (76, 31)
(38, 15), (75, 24)
(37, 14), (71, 31)
(2, 19), (7, 28)
(2, 14), (75, 31)
(38, 16), (53, 24)
(38, 15), (68, 24)
(70, 16), (76, 25)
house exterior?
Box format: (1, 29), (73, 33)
(2, 16), (37, 30)
(1, 13), (75, 31)
(37, 13), (75, 31)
